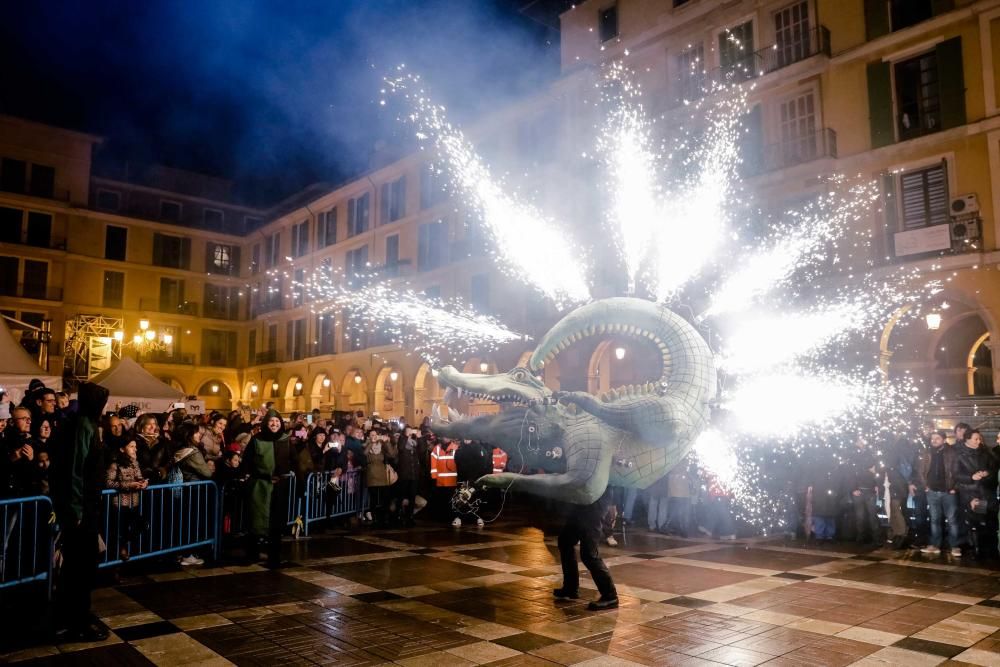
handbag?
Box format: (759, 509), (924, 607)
(385, 463), (399, 485)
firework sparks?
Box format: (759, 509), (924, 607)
(383, 70), (591, 307)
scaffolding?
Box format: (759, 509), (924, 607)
(64, 315), (123, 386)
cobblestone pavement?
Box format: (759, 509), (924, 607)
(4, 517), (1000, 666)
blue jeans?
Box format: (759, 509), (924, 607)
(812, 516), (835, 540)
(622, 487), (638, 522)
(647, 495), (668, 531)
(926, 490), (959, 548)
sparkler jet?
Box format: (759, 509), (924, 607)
(432, 297), (716, 504)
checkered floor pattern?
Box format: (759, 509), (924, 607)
(5, 517), (1000, 666)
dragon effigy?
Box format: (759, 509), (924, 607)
(432, 297), (717, 504)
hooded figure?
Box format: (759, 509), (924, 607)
(239, 409), (290, 564)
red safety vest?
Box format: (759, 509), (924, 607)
(430, 441), (459, 487)
(492, 447), (508, 474)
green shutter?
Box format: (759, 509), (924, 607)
(936, 37), (966, 130)
(931, 0), (955, 16)
(867, 60), (894, 148)
(864, 0), (889, 41)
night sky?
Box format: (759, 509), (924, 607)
(0, 1), (560, 205)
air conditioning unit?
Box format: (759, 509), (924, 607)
(950, 218), (980, 242)
(950, 194), (980, 216)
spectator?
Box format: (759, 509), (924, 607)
(307, 427), (328, 468)
(697, 470), (736, 540)
(395, 428), (424, 526)
(954, 429), (998, 558)
(646, 474), (670, 534)
(50, 382), (110, 642)
(882, 440), (910, 549)
(105, 438), (148, 561)
(35, 416), (54, 455)
(172, 423), (213, 482)
(808, 466), (842, 542)
(201, 413), (227, 462)
(915, 430), (958, 556)
(455, 439), (491, 528)
(240, 409), (291, 566)
(134, 414), (168, 483)
(953, 423), (970, 447)
(846, 436), (880, 545)
(430, 436), (459, 522)
(363, 430), (397, 526)
(3, 407), (36, 497)
(665, 457), (695, 536)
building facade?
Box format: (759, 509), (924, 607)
(2, 0), (999, 421)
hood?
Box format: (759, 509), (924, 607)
(257, 409), (287, 442)
(77, 382), (110, 421)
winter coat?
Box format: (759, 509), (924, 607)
(291, 439), (314, 488)
(136, 433), (170, 483)
(809, 469), (843, 516)
(240, 409), (291, 536)
(396, 437), (425, 481)
(845, 446), (878, 492)
(106, 456), (145, 508)
(364, 440), (398, 487)
(201, 430), (224, 462)
(173, 446), (213, 482)
(954, 443), (998, 507)
(51, 382), (109, 525)
(913, 444), (957, 492)
(454, 441), (491, 483)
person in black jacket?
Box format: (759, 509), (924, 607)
(846, 436), (880, 544)
(954, 429), (998, 558)
(395, 429), (425, 526)
(455, 439), (492, 528)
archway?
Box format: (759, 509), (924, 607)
(264, 377), (281, 400)
(243, 380), (261, 403)
(197, 379), (233, 411)
(284, 375), (305, 412)
(310, 371), (335, 413)
(587, 338), (663, 394)
(158, 377), (185, 394)
(374, 366), (405, 419)
(340, 369), (369, 415)
(514, 349), (561, 391)
(414, 363), (444, 425)
(968, 333), (993, 396)
(461, 357), (499, 416)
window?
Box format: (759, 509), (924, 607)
(317, 315), (335, 355)
(102, 271), (125, 308)
(291, 219), (309, 257)
(29, 164), (54, 198)
(417, 220), (448, 272)
(293, 269), (305, 307)
(105, 225), (127, 261)
(202, 208), (224, 229)
(0, 206), (21, 243)
(248, 329), (256, 366)
(598, 4), (618, 42)
(202, 329), (237, 367)
(152, 232), (191, 269)
(22, 260), (47, 299)
(385, 234), (400, 276)
(267, 324), (278, 355)
(471, 274), (490, 312)
(0, 158), (26, 193)
(318, 207), (337, 247)
(778, 92), (818, 164)
(96, 189), (121, 212)
(206, 242), (239, 275)
(258, 275), (283, 313)
(264, 232), (280, 267)
(286, 318), (306, 360)
(346, 245), (369, 277)
(347, 192), (370, 237)
(674, 43), (706, 102)
(159, 200), (182, 223)
(25, 212), (51, 248)
(421, 164), (447, 209)
(890, 0), (934, 32)
(894, 51), (940, 142)
(774, 1), (811, 69)
(899, 162), (948, 230)
(719, 20), (754, 82)
(251, 243), (261, 274)
(380, 176), (406, 225)
(204, 284), (240, 319)
(0, 256), (16, 295)
(159, 277), (185, 312)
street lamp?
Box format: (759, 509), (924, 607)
(250, 383), (258, 394)
(322, 377), (331, 387)
(389, 370), (399, 382)
(614, 346), (626, 360)
(480, 362), (489, 373)
(354, 373), (363, 384)
(295, 380), (303, 392)
(925, 313), (942, 330)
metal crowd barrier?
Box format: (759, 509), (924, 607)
(0, 495), (53, 595)
(220, 473), (298, 540)
(301, 470), (368, 536)
(98, 480), (219, 568)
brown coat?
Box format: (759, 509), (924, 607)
(913, 444), (957, 492)
(106, 457), (145, 508)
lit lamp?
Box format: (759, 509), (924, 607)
(431, 368), (439, 377)
(132, 334), (143, 346)
(295, 381), (303, 392)
(271, 381), (279, 392)
(354, 373), (362, 384)
(614, 346), (626, 360)
(322, 377), (331, 388)
(145, 329), (156, 341)
(250, 384), (258, 394)
(925, 313), (942, 330)
(211, 384), (219, 394)
(113, 330), (124, 342)
(139, 319), (149, 331)
(480, 362), (489, 373)
(163, 333), (173, 345)
(389, 370), (399, 382)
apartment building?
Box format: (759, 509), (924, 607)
(3, 0), (998, 419)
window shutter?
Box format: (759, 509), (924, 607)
(864, 0), (889, 41)
(380, 183), (390, 225)
(181, 238), (192, 269)
(880, 171), (899, 259)
(866, 61), (894, 148)
(397, 178), (406, 219)
(205, 243), (215, 273)
(739, 105), (763, 175)
(936, 37), (965, 130)
(152, 233), (163, 266)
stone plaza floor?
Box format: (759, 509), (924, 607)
(5, 514), (1000, 666)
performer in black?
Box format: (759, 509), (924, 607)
(553, 487), (619, 610)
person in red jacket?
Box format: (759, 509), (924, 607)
(430, 437), (458, 522)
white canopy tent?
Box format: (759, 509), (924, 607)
(0, 316), (61, 403)
(91, 356), (184, 413)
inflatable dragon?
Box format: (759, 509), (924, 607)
(432, 297), (717, 504)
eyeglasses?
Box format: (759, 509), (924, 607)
(14, 416), (31, 422)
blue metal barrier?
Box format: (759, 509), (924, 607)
(0, 495), (53, 595)
(219, 474), (298, 541)
(98, 480), (219, 568)
(301, 470), (368, 535)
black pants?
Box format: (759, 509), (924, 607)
(558, 506), (617, 600)
(266, 479), (289, 566)
(396, 480), (419, 519)
(852, 491), (879, 543)
(57, 519), (99, 631)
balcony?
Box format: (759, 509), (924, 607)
(140, 351), (195, 365)
(0, 234), (67, 251)
(138, 298), (200, 316)
(254, 350), (281, 365)
(0, 284), (63, 301)
(757, 128), (837, 174)
(202, 353), (237, 368)
(697, 26), (831, 98)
